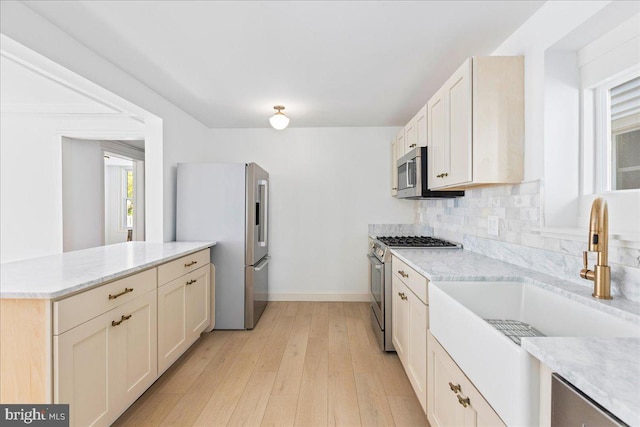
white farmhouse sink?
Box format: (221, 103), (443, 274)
(429, 281), (640, 427)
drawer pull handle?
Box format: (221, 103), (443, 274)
(184, 261), (198, 267)
(109, 288), (134, 300)
(398, 270), (409, 278)
(409, 143), (417, 148)
(457, 395), (470, 408)
(436, 172), (449, 178)
(398, 292), (407, 301)
(449, 382), (462, 393)
(111, 314), (132, 327)
(186, 279), (198, 286)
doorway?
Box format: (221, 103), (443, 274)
(62, 137), (145, 252)
(103, 152), (145, 245)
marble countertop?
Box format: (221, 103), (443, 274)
(391, 248), (640, 323)
(522, 337), (640, 426)
(0, 241), (215, 299)
(391, 248), (640, 425)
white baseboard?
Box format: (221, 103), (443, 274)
(268, 292), (369, 302)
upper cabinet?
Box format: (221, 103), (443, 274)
(428, 57), (524, 190)
(398, 104), (428, 159)
(392, 105), (428, 196)
(397, 127), (406, 158)
(405, 104), (427, 155)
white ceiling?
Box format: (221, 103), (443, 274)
(24, 1), (544, 128)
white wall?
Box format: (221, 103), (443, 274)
(543, 50), (580, 227)
(0, 115), (143, 262)
(491, 0), (611, 181)
(0, 1), (209, 244)
(62, 137), (104, 252)
(204, 127), (415, 299)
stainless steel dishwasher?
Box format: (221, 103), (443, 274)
(551, 374), (626, 426)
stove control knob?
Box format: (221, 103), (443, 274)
(377, 249), (384, 257)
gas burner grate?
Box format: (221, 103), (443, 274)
(376, 235), (458, 248)
(484, 319), (545, 346)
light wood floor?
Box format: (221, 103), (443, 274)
(113, 301), (429, 426)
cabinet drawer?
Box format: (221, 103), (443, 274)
(427, 331), (506, 427)
(54, 268), (156, 335)
(158, 249), (210, 285)
(392, 256), (428, 304)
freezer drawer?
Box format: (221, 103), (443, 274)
(245, 256), (269, 329)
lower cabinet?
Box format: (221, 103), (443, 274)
(427, 331), (505, 427)
(55, 289), (157, 427)
(392, 270), (427, 413)
(158, 264), (210, 374)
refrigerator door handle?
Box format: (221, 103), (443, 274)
(258, 179), (268, 247)
(255, 256), (270, 271)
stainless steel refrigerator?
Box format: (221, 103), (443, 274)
(176, 162), (269, 330)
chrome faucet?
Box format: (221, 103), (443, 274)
(580, 197), (612, 299)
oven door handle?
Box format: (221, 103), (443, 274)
(367, 255), (383, 270)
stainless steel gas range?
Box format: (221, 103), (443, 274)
(367, 235), (460, 352)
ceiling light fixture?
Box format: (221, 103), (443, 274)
(269, 105), (290, 130)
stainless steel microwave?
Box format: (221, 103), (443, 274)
(397, 147), (464, 199)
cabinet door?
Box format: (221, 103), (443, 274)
(415, 105), (428, 148)
(391, 137), (398, 196)
(110, 290), (157, 412)
(428, 88), (447, 189)
(405, 117), (417, 152)
(406, 290), (427, 413)
(391, 276), (408, 365)
(397, 128), (406, 159)
(157, 278), (187, 374)
(55, 313), (112, 427)
(427, 332), (466, 427)
(445, 59), (473, 187)
(186, 265), (210, 344)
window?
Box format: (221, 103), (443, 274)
(122, 168), (133, 229)
(610, 76), (640, 190)
(592, 72), (640, 192)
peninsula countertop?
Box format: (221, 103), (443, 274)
(391, 247), (640, 426)
(0, 241), (215, 299)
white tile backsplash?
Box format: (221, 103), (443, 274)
(415, 180), (640, 302)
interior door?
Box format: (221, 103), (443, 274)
(246, 163), (269, 266)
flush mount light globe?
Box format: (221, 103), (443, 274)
(269, 105), (290, 130)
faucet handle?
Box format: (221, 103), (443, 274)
(583, 251), (589, 269)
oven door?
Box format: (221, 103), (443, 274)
(367, 254), (384, 327)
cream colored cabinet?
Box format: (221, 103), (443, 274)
(391, 275), (409, 362)
(405, 104), (427, 155)
(428, 56), (524, 190)
(397, 104), (428, 161)
(391, 136), (398, 196)
(405, 116), (417, 153)
(391, 256), (428, 413)
(55, 289), (157, 427)
(427, 331), (506, 427)
(396, 128), (406, 159)
(158, 264), (210, 374)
